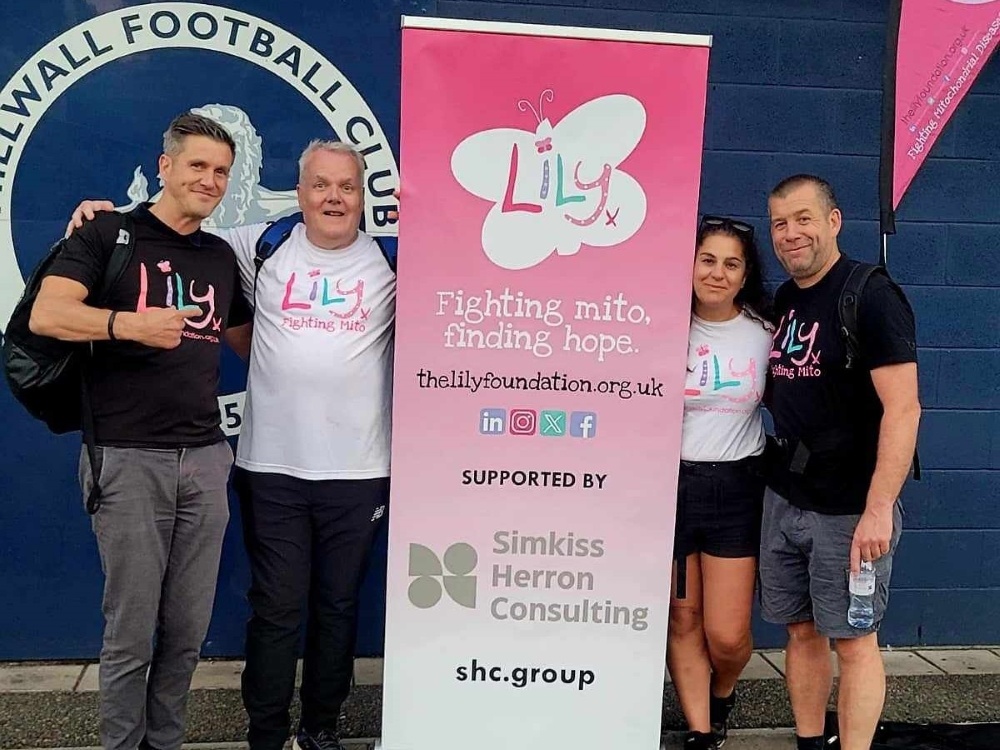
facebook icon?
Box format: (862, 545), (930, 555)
(569, 412), (597, 439)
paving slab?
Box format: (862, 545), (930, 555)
(758, 649), (938, 678)
(79, 661), (251, 693)
(0, 664), (84, 693)
(740, 652), (783, 680)
(759, 649), (839, 678)
(75, 665), (97, 693)
(191, 660), (246, 690)
(881, 650), (944, 676)
(73, 658), (382, 695)
(917, 649), (1000, 675)
(354, 658), (383, 686)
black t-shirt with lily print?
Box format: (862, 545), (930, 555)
(766, 254), (917, 514)
(45, 205), (251, 448)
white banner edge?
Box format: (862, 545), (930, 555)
(399, 15), (713, 48)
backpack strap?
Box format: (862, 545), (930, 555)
(97, 213), (136, 303)
(83, 211), (137, 514)
(837, 259), (921, 481)
(252, 212), (303, 310)
(839, 260), (880, 371)
(254, 211), (303, 271)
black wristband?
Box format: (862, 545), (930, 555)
(107, 311), (119, 341)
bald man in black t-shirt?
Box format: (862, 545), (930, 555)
(759, 174), (920, 750)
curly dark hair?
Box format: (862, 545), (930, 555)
(693, 217), (774, 324)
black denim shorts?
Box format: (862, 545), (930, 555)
(673, 455), (766, 561)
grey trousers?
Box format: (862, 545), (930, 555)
(79, 441), (233, 750)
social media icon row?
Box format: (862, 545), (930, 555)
(479, 409), (597, 438)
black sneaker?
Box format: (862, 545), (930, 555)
(292, 727), (345, 750)
(710, 689), (736, 747)
(683, 731), (719, 750)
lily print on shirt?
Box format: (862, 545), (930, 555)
(685, 343), (762, 406)
(137, 259), (222, 343)
(280, 268), (369, 333)
(770, 308), (822, 379)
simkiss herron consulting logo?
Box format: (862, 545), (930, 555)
(407, 542), (479, 609)
(0, 3), (399, 435)
(406, 534), (651, 633)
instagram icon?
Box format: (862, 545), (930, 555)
(508, 409), (537, 436)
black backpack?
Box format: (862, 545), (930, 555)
(1, 212), (136, 511)
(837, 259), (920, 479)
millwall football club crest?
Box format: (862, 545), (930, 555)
(0, 3), (399, 334)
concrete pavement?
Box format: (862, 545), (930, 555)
(2, 648), (999, 749)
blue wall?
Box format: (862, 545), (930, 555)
(0, 0), (996, 659)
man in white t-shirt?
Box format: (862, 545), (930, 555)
(68, 140), (394, 750)
(225, 140), (394, 750)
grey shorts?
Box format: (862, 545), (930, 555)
(758, 488), (902, 639)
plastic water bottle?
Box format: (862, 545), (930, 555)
(848, 561), (876, 629)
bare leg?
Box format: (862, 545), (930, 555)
(785, 620), (833, 738)
(834, 633), (885, 750)
(666, 554), (711, 733)
(701, 554), (756, 699)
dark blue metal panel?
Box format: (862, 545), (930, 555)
(917, 411), (995, 470)
(884, 590), (1000, 646)
(902, 471), (1000, 529)
(892, 531), (992, 589)
(706, 87), (882, 157)
(908, 288), (1000, 348)
(935, 352), (1000, 409)
(880, 223), (948, 285)
(947, 224), (1000, 285)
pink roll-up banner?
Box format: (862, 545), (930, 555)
(382, 17), (711, 750)
(892, 0), (1000, 209)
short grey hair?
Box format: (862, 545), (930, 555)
(298, 139), (365, 185)
(770, 174), (839, 213)
(162, 112), (236, 158)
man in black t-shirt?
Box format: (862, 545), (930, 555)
(29, 113), (251, 750)
(759, 175), (920, 750)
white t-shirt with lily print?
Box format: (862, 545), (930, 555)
(220, 223), (395, 479)
(681, 310), (771, 462)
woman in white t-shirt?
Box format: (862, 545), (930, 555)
(667, 216), (774, 750)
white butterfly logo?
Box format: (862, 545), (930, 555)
(451, 89), (648, 270)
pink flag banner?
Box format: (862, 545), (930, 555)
(891, 0), (1000, 210)
(381, 17), (711, 750)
